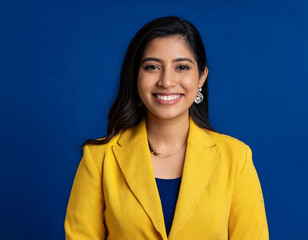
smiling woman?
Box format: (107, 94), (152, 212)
(64, 16), (269, 240)
(137, 36), (208, 122)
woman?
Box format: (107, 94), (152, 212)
(65, 16), (269, 240)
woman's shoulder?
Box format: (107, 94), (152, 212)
(205, 129), (254, 173)
(83, 130), (124, 156)
(205, 129), (251, 154)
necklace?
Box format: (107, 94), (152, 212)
(148, 139), (187, 158)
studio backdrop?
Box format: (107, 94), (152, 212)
(1, 0), (308, 239)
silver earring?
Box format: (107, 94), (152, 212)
(194, 88), (203, 104)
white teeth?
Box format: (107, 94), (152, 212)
(156, 94), (181, 101)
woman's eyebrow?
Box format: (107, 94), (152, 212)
(141, 57), (161, 63)
(173, 58), (194, 63)
(141, 57), (194, 64)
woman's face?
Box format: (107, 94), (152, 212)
(137, 36), (208, 121)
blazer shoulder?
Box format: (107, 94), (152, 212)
(85, 130), (122, 150)
(206, 130), (254, 179)
(208, 129), (248, 147)
(82, 131), (122, 167)
(207, 129), (251, 154)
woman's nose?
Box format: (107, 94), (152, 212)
(157, 68), (177, 88)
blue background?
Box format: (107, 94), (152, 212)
(1, 1), (307, 239)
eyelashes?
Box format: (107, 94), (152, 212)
(144, 65), (160, 70)
(176, 65), (190, 70)
(143, 65), (190, 71)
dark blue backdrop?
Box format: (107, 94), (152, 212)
(1, 1), (307, 239)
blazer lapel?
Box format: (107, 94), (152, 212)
(111, 117), (221, 240)
(111, 119), (168, 240)
(168, 117), (222, 240)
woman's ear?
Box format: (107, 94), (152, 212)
(199, 66), (208, 88)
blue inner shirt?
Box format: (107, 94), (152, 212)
(155, 176), (182, 237)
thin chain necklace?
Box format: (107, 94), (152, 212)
(148, 139), (186, 158)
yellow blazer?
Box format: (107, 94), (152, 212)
(65, 117), (269, 240)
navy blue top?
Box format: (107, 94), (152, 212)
(155, 177), (182, 237)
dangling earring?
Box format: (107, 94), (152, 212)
(194, 88), (203, 104)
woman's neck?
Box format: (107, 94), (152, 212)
(145, 112), (190, 151)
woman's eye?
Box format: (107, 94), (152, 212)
(176, 65), (190, 70)
(144, 65), (160, 70)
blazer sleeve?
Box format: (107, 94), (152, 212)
(64, 144), (106, 240)
(228, 145), (269, 240)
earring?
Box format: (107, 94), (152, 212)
(194, 88), (203, 104)
(138, 100), (143, 107)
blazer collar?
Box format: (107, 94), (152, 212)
(112, 116), (221, 240)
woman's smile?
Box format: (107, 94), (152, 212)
(137, 36), (207, 121)
(152, 93), (184, 105)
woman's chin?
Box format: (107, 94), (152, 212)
(146, 109), (189, 122)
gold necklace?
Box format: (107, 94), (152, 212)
(148, 139), (186, 158)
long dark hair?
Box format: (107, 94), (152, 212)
(83, 16), (217, 146)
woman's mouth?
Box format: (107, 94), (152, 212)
(152, 93), (184, 105)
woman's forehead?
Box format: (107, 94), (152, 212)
(142, 36), (195, 62)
